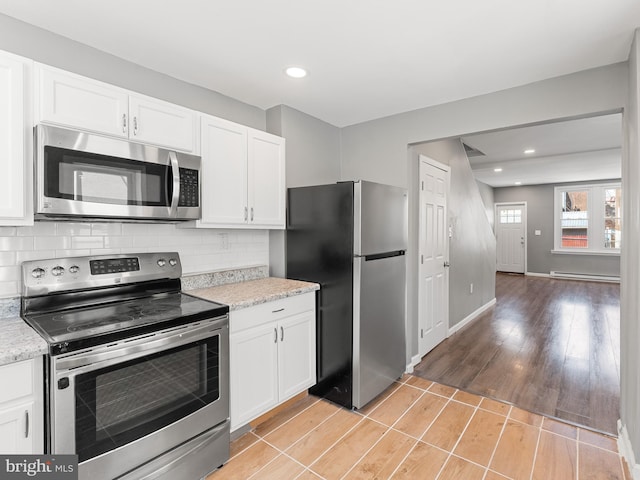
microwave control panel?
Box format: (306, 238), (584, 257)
(179, 168), (199, 207)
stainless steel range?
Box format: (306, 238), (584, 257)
(21, 252), (230, 480)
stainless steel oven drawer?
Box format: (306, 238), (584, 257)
(115, 420), (230, 480)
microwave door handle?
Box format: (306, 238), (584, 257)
(168, 151), (180, 218)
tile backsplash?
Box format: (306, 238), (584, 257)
(0, 222), (269, 298)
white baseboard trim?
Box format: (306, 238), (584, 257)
(550, 271), (620, 283)
(405, 354), (422, 374)
(618, 420), (640, 479)
(448, 298), (496, 336)
(525, 272), (550, 278)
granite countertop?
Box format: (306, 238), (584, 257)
(0, 316), (48, 366)
(188, 277), (319, 311)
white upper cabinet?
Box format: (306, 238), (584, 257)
(0, 50), (32, 225)
(37, 64), (128, 138)
(199, 115), (248, 226)
(127, 94), (198, 152)
(248, 128), (286, 228)
(196, 115), (286, 229)
(36, 64), (198, 153)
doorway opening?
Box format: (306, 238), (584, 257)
(410, 112), (622, 435)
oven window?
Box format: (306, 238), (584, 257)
(74, 336), (220, 463)
(45, 146), (170, 206)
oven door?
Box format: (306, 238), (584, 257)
(50, 316), (229, 479)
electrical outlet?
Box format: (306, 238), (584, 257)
(219, 233), (229, 250)
(470, 283), (474, 294)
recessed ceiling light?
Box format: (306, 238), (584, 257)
(524, 149), (535, 154)
(515, 181), (522, 185)
(285, 66), (307, 78)
(494, 168), (503, 172)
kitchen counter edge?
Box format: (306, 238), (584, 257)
(187, 277), (319, 311)
(0, 316), (48, 367)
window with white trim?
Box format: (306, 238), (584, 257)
(553, 183), (621, 253)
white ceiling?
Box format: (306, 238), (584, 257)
(0, 1), (638, 127)
(464, 114), (622, 187)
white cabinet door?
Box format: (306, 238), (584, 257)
(37, 64), (129, 138)
(0, 358), (43, 454)
(128, 95), (197, 153)
(0, 51), (32, 225)
(277, 311), (316, 401)
(0, 402), (34, 454)
(248, 129), (286, 228)
(230, 323), (278, 430)
(199, 115), (248, 226)
(37, 65), (197, 152)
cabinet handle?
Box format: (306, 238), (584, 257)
(244, 207), (248, 222)
(272, 308), (285, 313)
(274, 327), (278, 343)
(251, 207), (254, 221)
(122, 114), (127, 133)
(133, 116), (138, 135)
(280, 326), (284, 342)
(24, 410), (29, 438)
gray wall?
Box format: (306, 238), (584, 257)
(266, 105), (342, 277)
(339, 62), (627, 368)
(476, 180), (495, 229)
(494, 181), (621, 276)
(413, 140), (497, 330)
(267, 105), (341, 187)
(621, 29), (640, 466)
(0, 14), (264, 129)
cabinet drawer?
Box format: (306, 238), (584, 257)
(230, 292), (315, 333)
(0, 359), (34, 404)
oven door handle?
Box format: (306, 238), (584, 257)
(168, 151), (180, 218)
(55, 320), (226, 374)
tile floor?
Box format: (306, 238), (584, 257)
(207, 375), (631, 480)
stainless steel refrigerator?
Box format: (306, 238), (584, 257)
(286, 180), (407, 409)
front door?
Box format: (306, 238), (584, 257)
(496, 203), (526, 273)
(418, 156), (450, 357)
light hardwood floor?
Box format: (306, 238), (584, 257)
(413, 273), (620, 434)
(207, 376), (630, 480)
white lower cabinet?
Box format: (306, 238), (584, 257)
(0, 358), (44, 454)
(229, 293), (316, 431)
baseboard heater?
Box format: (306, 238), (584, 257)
(549, 271), (620, 283)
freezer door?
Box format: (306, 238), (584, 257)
(353, 253), (406, 409)
(355, 181), (408, 256)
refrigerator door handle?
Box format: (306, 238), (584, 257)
(358, 250), (406, 261)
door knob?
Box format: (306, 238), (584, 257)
(444, 261), (450, 267)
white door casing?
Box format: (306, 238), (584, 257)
(495, 203), (527, 273)
(418, 156), (450, 357)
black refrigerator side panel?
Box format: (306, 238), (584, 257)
(286, 182), (354, 408)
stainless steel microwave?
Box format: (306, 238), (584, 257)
(35, 124), (201, 222)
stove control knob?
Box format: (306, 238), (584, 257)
(69, 265), (79, 274)
(169, 258), (177, 267)
(52, 266), (65, 276)
(31, 268), (46, 279)
(157, 258), (166, 267)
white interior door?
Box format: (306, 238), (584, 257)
(418, 156), (450, 357)
(496, 203), (526, 273)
